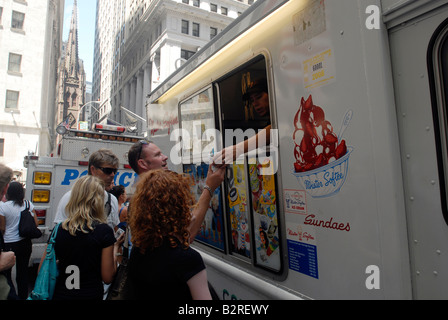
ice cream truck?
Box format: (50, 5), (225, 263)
(23, 124), (139, 264)
(146, 0), (448, 299)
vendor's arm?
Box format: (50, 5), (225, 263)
(213, 124), (272, 166)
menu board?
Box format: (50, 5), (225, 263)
(249, 157), (281, 272)
(227, 163), (251, 258)
(225, 155), (282, 271)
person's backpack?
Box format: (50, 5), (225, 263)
(105, 192), (111, 217)
(18, 200), (42, 239)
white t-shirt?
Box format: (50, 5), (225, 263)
(53, 190), (119, 230)
(0, 200), (35, 243)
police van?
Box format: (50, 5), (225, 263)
(23, 124), (139, 264)
(146, 0), (448, 299)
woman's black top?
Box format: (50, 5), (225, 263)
(126, 238), (206, 300)
(52, 223), (116, 300)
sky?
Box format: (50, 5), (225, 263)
(63, 0), (96, 83)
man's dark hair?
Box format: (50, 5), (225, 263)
(128, 140), (153, 174)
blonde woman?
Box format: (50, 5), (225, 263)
(49, 176), (123, 300)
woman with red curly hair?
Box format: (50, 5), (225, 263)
(126, 169), (211, 300)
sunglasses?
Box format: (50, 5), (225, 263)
(96, 167), (118, 175)
(136, 140), (150, 161)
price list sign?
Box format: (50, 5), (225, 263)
(287, 239), (319, 279)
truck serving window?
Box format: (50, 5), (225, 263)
(216, 55), (282, 273)
(178, 55), (283, 275)
(429, 19), (448, 225)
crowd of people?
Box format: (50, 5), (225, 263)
(0, 78), (270, 300)
(0, 139), (226, 300)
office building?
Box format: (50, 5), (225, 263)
(0, 0), (64, 179)
(93, 0), (254, 134)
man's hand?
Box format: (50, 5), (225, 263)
(212, 145), (241, 168)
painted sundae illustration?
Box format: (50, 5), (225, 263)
(293, 95), (353, 198)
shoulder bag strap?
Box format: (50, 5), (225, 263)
(49, 223), (61, 245)
(24, 200), (29, 211)
(123, 226), (129, 249)
(121, 226), (130, 260)
(106, 192), (112, 217)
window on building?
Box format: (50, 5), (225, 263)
(193, 22), (200, 37)
(211, 4), (217, 12)
(0, 139), (4, 157)
(0, 7), (3, 25)
(182, 0), (189, 4)
(11, 11), (25, 30)
(8, 53), (22, 73)
(157, 21), (162, 38)
(181, 20), (189, 35)
(210, 27), (217, 40)
(221, 7), (228, 16)
(193, 0), (200, 7)
(5, 90), (19, 110)
(181, 49), (195, 61)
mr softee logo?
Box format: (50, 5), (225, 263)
(61, 169), (138, 188)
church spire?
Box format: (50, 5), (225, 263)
(56, 0), (86, 136)
(65, 0), (80, 78)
